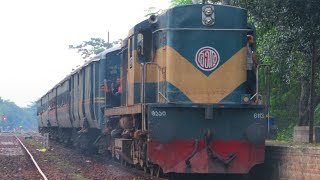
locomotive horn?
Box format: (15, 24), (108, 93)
(148, 14), (158, 24)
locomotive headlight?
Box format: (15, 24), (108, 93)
(203, 17), (213, 25)
(202, 5), (215, 26)
(203, 7), (213, 16)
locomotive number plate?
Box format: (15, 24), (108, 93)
(151, 111), (167, 117)
(254, 113), (265, 119)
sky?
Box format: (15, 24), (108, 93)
(0, 0), (170, 107)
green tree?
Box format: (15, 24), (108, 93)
(0, 97), (38, 131)
(170, 0), (192, 6)
(245, 0), (320, 126)
(69, 38), (119, 59)
(145, 7), (166, 16)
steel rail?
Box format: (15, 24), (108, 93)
(15, 135), (48, 180)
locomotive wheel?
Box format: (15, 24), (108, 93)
(143, 166), (148, 173)
(241, 174), (251, 180)
(155, 165), (161, 178)
(149, 166), (154, 176)
(120, 157), (125, 166)
(120, 157), (128, 167)
(105, 151), (112, 160)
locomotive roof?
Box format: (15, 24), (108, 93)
(92, 45), (121, 61)
(213, 4), (246, 10)
(65, 45), (120, 79)
(72, 45), (121, 73)
(128, 19), (151, 37)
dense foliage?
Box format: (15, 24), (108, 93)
(0, 97), (38, 131)
(243, 0), (320, 134)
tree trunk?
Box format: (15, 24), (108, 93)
(315, 96), (320, 106)
(299, 77), (310, 126)
(309, 39), (317, 142)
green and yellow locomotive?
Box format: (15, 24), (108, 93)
(37, 3), (267, 176)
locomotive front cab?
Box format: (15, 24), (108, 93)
(143, 4), (268, 174)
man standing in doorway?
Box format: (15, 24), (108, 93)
(246, 35), (258, 96)
(137, 45), (146, 63)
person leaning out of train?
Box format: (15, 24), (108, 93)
(109, 78), (121, 106)
(111, 78), (121, 95)
(246, 35), (258, 97)
(113, 78), (121, 95)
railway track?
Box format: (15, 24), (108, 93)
(15, 135), (48, 180)
(21, 133), (162, 179)
(0, 133), (48, 179)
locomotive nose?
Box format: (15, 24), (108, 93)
(245, 123), (267, 144)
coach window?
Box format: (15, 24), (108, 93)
(128, 36), (133, 68)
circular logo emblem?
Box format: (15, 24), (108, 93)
(195, 47), (220, 71)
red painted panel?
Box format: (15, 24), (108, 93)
(148, 140), (264, 174)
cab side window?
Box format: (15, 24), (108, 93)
(137, 33), (144, 54)
(137, 33), (146, 63)
(129, 36), (133, 68)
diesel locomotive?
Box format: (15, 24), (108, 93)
(37, 3), (267, 176)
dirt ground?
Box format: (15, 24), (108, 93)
(19, 134), (153, 180)
(12, 133), (254, 180)
(0, 134), (43, 180)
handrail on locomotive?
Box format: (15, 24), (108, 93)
(140, 62), (169, 131)
(252, 64), (271, 133)
(141, 62), (271, 106)
(251, 64), (271, 105)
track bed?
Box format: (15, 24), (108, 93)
(0, 133), (44, 179)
